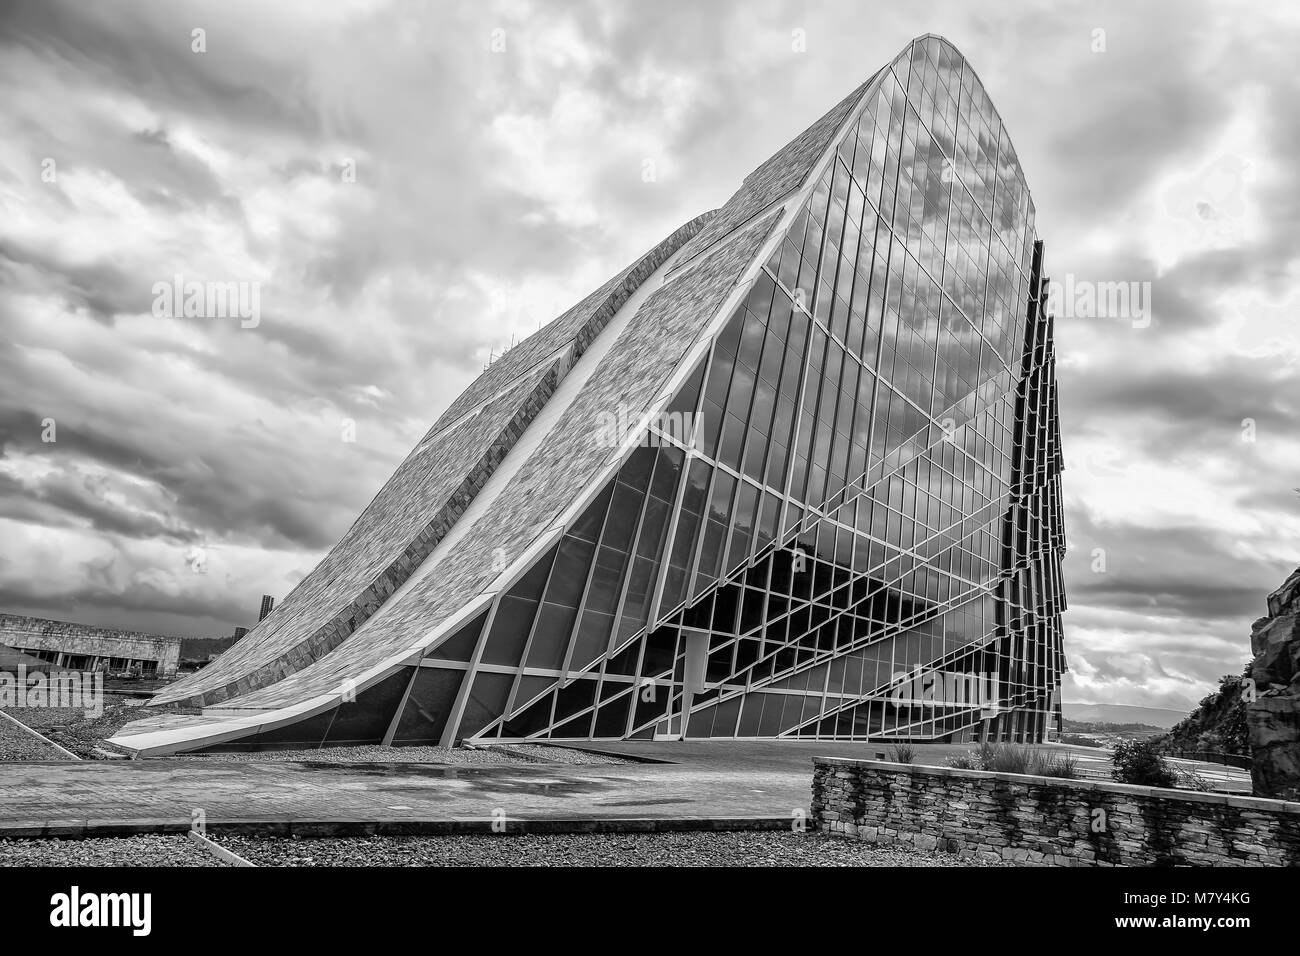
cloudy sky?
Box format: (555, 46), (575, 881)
(1, 0), (1297, 713)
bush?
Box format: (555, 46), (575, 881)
(945, 744), (1079, 779)
(1033, 752), (1080, 780)
(890, 744), (916, 764)
(1176, 768), (1214, 792)
(1112, 739), (1177, 788)
(981, 743), (1034, 774)
(946, 752), (980, 770)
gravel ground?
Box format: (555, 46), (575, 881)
(482, 744), (631, 765)
(0, 835), (224, 867)
(0, 712), (66, 760)
(0, 701), (152, 758)
(218, 831), (1009, 867)
(171, 744), (629, 765)
(0, 696), (136, 730)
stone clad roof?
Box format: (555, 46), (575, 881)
(218, 207), (783, 710)
(153, 360), (562, 706)
(671, 72), (880, 269)
(430, 215), (712, 431)
(154, 216), (712, 708)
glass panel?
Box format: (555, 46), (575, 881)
(393, 667), (465, 744)
(457, 673), (515, 739)
(426, 609), (490, 662)
(323, 668), (413, 745)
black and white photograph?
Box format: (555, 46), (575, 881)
(0, 0), (1294, 936)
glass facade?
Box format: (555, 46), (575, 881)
(332, 36), (1067, 747)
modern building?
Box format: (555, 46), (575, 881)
(0, 613), (182, 677)
(114, 35), (1066, 755)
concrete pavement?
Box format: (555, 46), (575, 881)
(0, 741), (1252, 837)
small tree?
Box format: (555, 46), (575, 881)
(1112, 739), (1177, 788)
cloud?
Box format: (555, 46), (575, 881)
(0, 0), (1296, 716)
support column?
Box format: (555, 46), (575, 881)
(677, 628), (709, 739)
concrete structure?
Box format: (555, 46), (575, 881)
(115, 35), (1065, 755)
(812, 756), (1300, 866)
(0, 613), (181, 677)
(0, 644), (51, 672)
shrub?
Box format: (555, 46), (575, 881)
(981, 743), (1034, 774)
(946, 744), (1079, 778)
(890, 744), (916, 764)
(1111, 739), (1177, 788)
(1033, 752), (1080, 780)
(946, 752), (980, 770)
(1176, 768), (1214, 792)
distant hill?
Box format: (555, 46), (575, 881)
(1062, 702), (1188, 729)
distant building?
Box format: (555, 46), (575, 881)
(233, 626), (249, 641)
(0, 643), (52, 672)
(258, 595), (274, 622)
(0, 613), (181, 677)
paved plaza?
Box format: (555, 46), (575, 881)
(0, 741), (1250, 836)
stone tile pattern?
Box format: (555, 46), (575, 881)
(812, 757), (1300, 866)
(154, 216), (711, 710)
(0, 614), (181, 675)
(223, 208), (782, 710)
(671, 72), (879, 269)
(154, 362), (563, 708)
(431, 214), (712, 430)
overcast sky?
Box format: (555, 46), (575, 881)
(1, 0), (1297, 713)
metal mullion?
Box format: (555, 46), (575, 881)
(380, 666), (419, 747)
(495, 534), (566, 726)
(620, 629), (653, 738)
(593, 456), (666, 701)
(559, 477), (626, 685)
(439, 601), (501, 747)
(769, 271), (820, 512)
(785, 319), (830, 531)
(644, 328), (727, 627)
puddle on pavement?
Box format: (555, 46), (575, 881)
(597, 798), (694, 807)
(278, 762), (619, 799)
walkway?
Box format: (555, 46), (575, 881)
(0, 741), (1251, 836)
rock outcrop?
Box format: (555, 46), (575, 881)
(1246, 566), (1300, 799)
(1159, 669), (1250, 755)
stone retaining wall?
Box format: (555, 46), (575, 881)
(811, 756), (1300, 866)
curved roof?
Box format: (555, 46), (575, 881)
(125, 35), (1045, 753)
